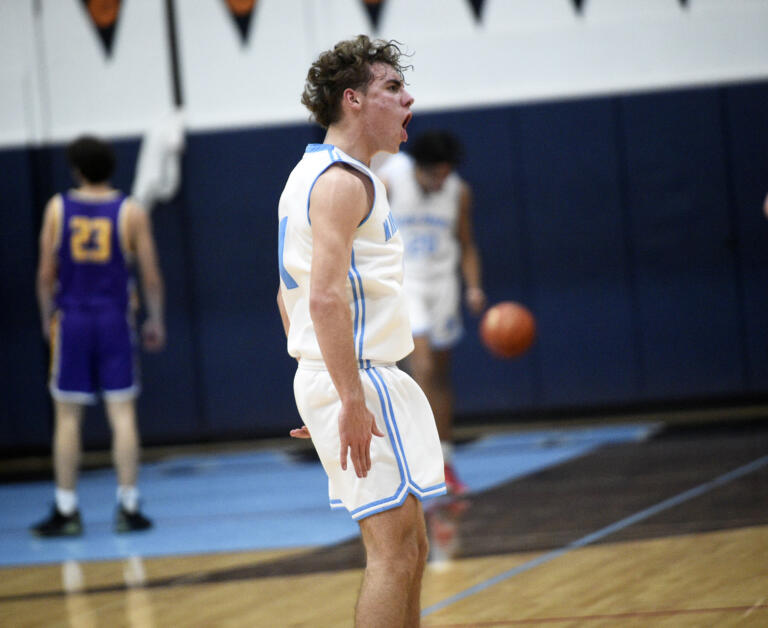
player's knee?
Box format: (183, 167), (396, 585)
(367, 531), (422, 575)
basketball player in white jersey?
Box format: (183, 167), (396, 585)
(377, 131), (486, 495)
(276, 36), (446, 626)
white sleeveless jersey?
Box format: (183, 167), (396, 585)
(278, 144), (414, 365)
(377, 152), (462, 282)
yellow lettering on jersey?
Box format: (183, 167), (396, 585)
(69, 216), (112, 263)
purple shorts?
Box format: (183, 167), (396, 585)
(49, 306), (139, 404)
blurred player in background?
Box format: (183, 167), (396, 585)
(32, 135), (165, 536)
(378, 130), (486, 494)
(278, 35), (446, 625)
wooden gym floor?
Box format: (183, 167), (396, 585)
(0, 413), (766, 627)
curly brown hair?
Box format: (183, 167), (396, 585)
(301, 35), (409, 129)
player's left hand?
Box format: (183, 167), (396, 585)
(465, 286), (487, 315)
(290, 426), (311, 439)
(142, 318), (166, 352)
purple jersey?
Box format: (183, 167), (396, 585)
(56, 192), (130, 310)
(50, 191), (139, 401)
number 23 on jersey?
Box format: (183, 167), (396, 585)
(69, 216), (112, 263)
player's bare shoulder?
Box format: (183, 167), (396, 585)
(311, 163), (373, 225)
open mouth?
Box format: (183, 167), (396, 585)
(401, 112), (412, 141)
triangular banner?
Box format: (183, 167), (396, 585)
(572, 0), (585, 14)
(224, 0), (257, 45)
(82, 0), (122, 58)
(362, 0), (386, 31)
(467, 0), (486, 22)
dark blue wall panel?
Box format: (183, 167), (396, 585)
(511, 99), (640, 406)
(619, 89), (746, 398)
(2, 81), (767, 453)
(182, 125), (322, 437)
(0, 149), (51, 450)
(723, 83), (768, 392)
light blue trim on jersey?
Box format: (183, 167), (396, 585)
(337, 368), (445, 520)
(370, 367), (447, 497)
(365, 369), (407, 482)
(305, 143), (332, 153)
(278, 217), (298, 289)
(348, 249), (366, 360)
(398, 215), (451, 228)
(303, 144), (376, 227)
(349, 484), (408, 519)
(368, 368), (411, 480)
(348, 267), (361, 358)
(306, 164), (332, 226)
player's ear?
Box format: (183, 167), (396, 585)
(342, 88), (361, 109)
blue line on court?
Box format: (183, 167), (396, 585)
(0, 424), (657, 567)
(421, 453), (768, 617)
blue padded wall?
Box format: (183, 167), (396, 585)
(2, 81), (767, 453)
(619, 89), (746, 398)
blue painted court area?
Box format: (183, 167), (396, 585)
(0, 424), (657, 567)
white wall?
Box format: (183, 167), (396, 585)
(0, 0), (43, 146)
(1, 0), (173, 146)
(1, 0), (767, 148)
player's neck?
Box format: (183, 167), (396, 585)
(72, 183), (118, 199)
(323, 127), (373, 167)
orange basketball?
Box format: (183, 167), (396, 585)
(479, 301), (536, 359)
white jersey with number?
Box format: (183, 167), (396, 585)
(377, 152), (462, 283)
(278, 144), (414, 365)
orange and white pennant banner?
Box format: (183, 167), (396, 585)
(224, 0), (257, 45)
(81, 0), (122, 57)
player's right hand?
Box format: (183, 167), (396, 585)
(338, 399), (384, 478)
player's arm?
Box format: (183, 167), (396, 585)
(126, 200), (166, 351)
(36, 195), (62, 341)
(456, 182), (486, 315)
(763, 192), (768, 219)
(309, 165), (383, 477)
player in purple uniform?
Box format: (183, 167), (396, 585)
(31, 136), (165, 536)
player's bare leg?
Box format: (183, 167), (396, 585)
(106, 398), (152, 531)
(408, 338), (454, 444)
(356, 495), (429, 627)
(105, 399), (139, 487)
(53, 401), (84, 490)
(29, 400), (84, 536)
(408, 339), (466, 494)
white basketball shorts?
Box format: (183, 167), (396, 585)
(293, 362), (446, 520)
(404, 273), (463, 349)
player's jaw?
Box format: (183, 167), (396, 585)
(379, 100), (413, 154)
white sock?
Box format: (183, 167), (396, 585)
(55, 488), (78, 516)
(441, 441), (454, 464)
(117, 486), (140, 513)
